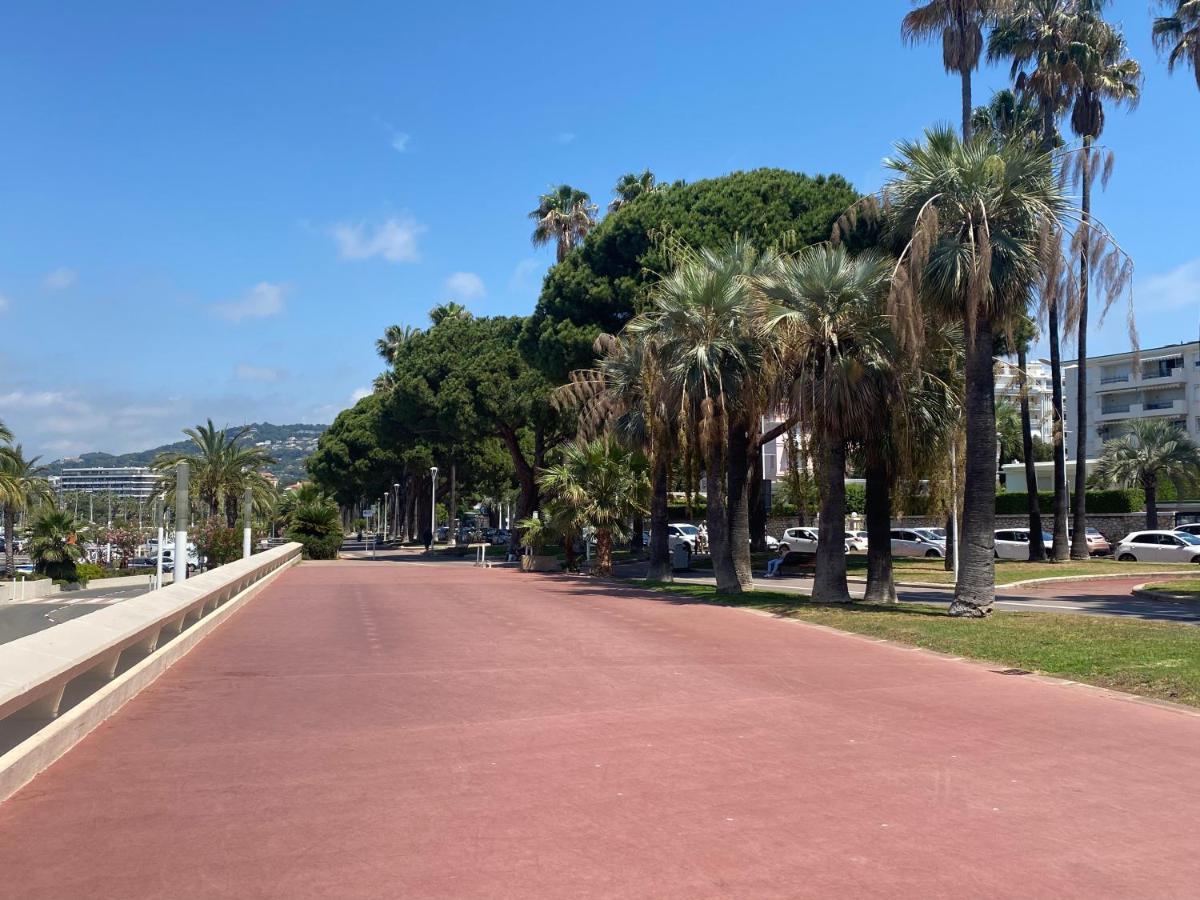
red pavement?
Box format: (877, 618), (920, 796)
(3, 562), (1200, 898)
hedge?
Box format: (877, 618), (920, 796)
(995, 488), (1144, 515)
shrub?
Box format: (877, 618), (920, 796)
(73, 562), (106, 586)
(995, 488), (1145, 515)
(196, 522), (242, 568)
(285, 496), (343, 560)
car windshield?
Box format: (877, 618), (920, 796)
(914, 529), (942, 542)
(675, 525), (698, 535)
(1177, 533), (1200, 545)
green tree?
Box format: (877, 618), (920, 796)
(285, 493), (343, 559)
(529, 185), (598, 263)
(28, 508), (83, 581)
(1092, 420), (1200, 529)
(901, 0), (996, 140)
(995, 399), (1023, 464)
(1068, 3), (1141, 559)
(1154, 0), (1200, 88)
(608, 170), (658, 213)
(756, 245), (894, 603)
(538, 438), (649, 576)
(153, 420), (277, 526)
(375, 324), (421, 364)
(521, 169), (860, 381)
(882, 126), (1068, 616)
(0, 446), (52, 577)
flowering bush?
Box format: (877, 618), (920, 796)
(196, 521), (242, 568)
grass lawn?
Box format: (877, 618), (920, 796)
(1143, 579), (1200, 597)
(630, 580), (1200, 708)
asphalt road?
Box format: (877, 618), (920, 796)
(0, 584), (148, 646)
(3, 562), (1199, 897)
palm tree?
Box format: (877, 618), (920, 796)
(0, 446), (53, 577)
(756, 245), (894, 603)
(429, 302), (473, 325)
(28, 507), (83, 581)
(1154, 0), (1200, 89)
(972, 88), (1042, 143)
(881, 126), (1068, 615)
(538, 438), (649, 577)
(154, 420), (277, 525)
(902, 0), (996, 140)
(529, 185), (599, 262)
(989, 0), (1082, 561)
(375, 324), (421, 364)
(1092, 420), (1200, 529)
(631, 244), (761, 593)
(608, 170), (657, 213)
(1068, 4), (1141, 559)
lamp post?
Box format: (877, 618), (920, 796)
(175, 461), (189, 584)
(242, 485), (253, 559)
(393, 483), (400, 541)
(154, 497), (164, 589)
(430, 466), (439, 546)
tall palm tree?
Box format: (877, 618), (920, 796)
(1068, 4), (1141, 559)
(28, 507), (83, 581)
(0, 446), (52, 577)
(429, 302), (473, 325)
(881, 126), (1068, 615)
(756, 245), (894, 603)
(989, 0), (1082, 561)
(902, 0), (997, 140)
(631, 244), (761, 593)
(375, 324), (421, 364)
(1153, 0), (1200, 89)
(1092, 420), (1200, 529)
(538, 438), (649, 577)
(154, 420), (277, 525)
(608, 170), (658, 213)
(529, 185), (599, 262)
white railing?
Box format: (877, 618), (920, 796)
(0, 542), (300, 723)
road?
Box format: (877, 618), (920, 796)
(2, 561), (1199, 897)
(0, 584), (148, 646)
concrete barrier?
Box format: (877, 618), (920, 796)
(0, 578), (61, 603)
(0, 542), (301, 802)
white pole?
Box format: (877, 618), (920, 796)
(430, 466), (438, 545)
(242, 485), (253, 559)
(175, 461), (189, 584)
(155, 498), (164, 587)
(950, 440), (959, 584)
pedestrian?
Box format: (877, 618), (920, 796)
(421, 527), (433, 552)
(764, 544), (788, 578)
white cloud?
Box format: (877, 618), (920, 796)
(235, 363), (284, 383)
(213, 282), (287, 322)
(331, 216), (425, 263)
(0, 390), (77, 410)
(507, 258), (541, 294)
(1139, 258), (1200, 311)
(391, 132), (411, 152)
(444, 271), (486, 301)
(555, 132), (576, 144)
(0, 293), (8, 313)
(350, 386), (373, 402)
(43, 267), (77, 290)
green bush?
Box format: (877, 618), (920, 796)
(995, 488), (1144, 515)
(196, 522), (242, 568)
(73, 562), (106, 586)
(666, 502), (706, 521)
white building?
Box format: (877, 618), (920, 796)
(994, 357), (1055, 439)
(58, 466), (159, 500)
(1064, 341), (1200, 460)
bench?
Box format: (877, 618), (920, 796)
(766, 550), (816, 577)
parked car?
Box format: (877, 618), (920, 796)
(1114, 530), (1200, 563)
(1068, 526), (1111, 557)
(779, 527), (856, 554)
(763, 534), (780, 550)
(667, 523), (701, 551)
(890, 528), (946, 558)
(846, 530), (869, 553)
(1175, 523), (1200, 539)
(994, 528), (1053, 560)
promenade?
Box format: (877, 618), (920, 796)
(2, 560), (1198, 898)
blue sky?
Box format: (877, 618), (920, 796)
(1, 1), (1197, 459)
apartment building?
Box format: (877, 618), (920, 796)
(994, 357), (1055, 439)
(57, 466), (159, 499)
(1064, 341), (1200, 460)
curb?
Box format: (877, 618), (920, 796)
(1130, 582), (1200, 603)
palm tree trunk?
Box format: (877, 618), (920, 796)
(949, 318), (998, 617)
(647, 451), (672, 582)
(1071, 140), (1093, 560)
(726, 420), (753, 591)
(3, 504), (14, 578)
(705, 440), (739, 594)
(863, 456), (896, 603)
(813, 434), (850, 603)
(596, 529), (613, 577)
(1144, 476), (1159, 530)
(1018, 343), (1046, 561)
(960, 67), (972, 142)
(748, 451), (768, 552)
(1048, 299), (1069, 561)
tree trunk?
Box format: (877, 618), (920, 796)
(1145, 476), (1159, 530)
(646, 451), (672, 583)
(813, 435), (850, 603)
(448, 462), (457, 545)
(705, 439), (739, 594)
(498, 424), (539, 555)
(1071, 140), (1092, 560)
(596, 529), (613, 577)
(949, 318), (998, 617)
(863, 456), (895, 603)
(1018, 343), (1046, 561)
(960, 66), (972, 143)
(748, 450), (768, 552)
(726, 420), (753, 591)
(564, 534), (577, 572)
(1048, 296), (1069, 561)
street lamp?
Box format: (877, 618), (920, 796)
(392, 483), (400, 540)
(430, 466), (439, 546)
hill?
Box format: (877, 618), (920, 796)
(45, 423), (326, 487)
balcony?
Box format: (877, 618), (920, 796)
(1141, 398), (1186, 417)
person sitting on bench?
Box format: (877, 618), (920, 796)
(764, 545), (788, 577)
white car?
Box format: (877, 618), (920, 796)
(890, 528), (946, 558)
(667, 523), (700, 551)
(1175, 523), (1200, 539)
(846, 530), (869, 552)
(1114, 530), (1200, 563)
(994, 528), (1054, 560)
(779, 526), (856, 554)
